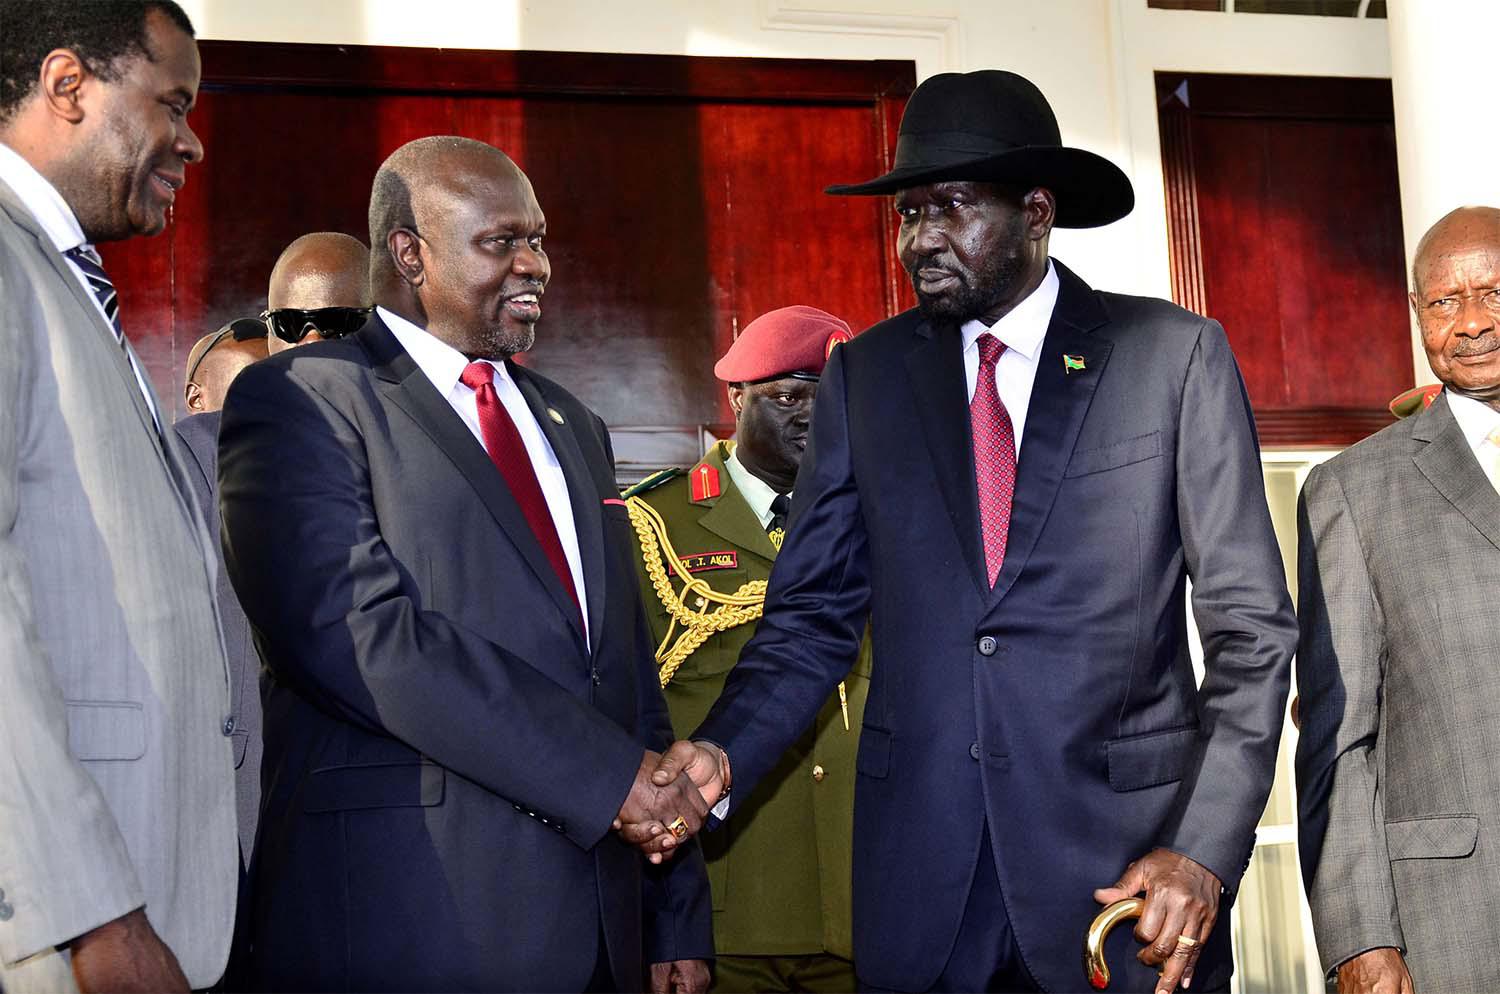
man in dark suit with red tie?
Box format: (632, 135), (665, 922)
(218, 135), (712, 992)
(651, 70), (1296, 994)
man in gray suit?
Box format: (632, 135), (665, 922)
(1297, 205), (1500, 994)
(0, 3), (236, 991)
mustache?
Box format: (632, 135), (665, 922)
(1452, 333), (1500, 357)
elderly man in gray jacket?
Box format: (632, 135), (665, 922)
(0, 3), (236, 991)
(1298, 205), (1500, 994)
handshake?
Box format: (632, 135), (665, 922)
(613, 741), (733, 863)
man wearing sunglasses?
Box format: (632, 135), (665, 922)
(167, 233), (369, 987)
(263, 230), (371, 353)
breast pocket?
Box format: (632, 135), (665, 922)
(1064, 430), (1163, 479)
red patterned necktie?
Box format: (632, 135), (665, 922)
(460, 361), (582, 623)
(972, 334), (1016, 587)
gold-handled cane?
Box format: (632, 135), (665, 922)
(1084, 897), (1144, 990)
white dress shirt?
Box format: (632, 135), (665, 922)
(724, 444), (783, 527)
(959, 259), (1060, 459)
(379, 306), (590, 642)
(1444, 390), (1500, 495)
(0, 140), (161, 432)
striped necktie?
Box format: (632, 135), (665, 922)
(64, 245), (162, 435)
(65, 245), (124, 341)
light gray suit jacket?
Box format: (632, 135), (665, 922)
(1297, 391), (1500, 992)
(0, 177), (237, 990)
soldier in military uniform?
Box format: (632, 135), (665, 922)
(625, 306), (870, 993)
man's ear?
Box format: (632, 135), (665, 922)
(185, 381), (206, 412)
(726, 383), (746, 418)
(1023, 187), (1057, 241)
(389, 229), (425, 287)
(38, 49), (89, 125)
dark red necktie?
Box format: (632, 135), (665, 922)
(460, 361), (582, 623)
(972, 334), (1016, 587)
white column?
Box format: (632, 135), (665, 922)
(1388, 0), (1500, 384)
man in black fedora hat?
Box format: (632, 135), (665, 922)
(640, 69), (1295, 994)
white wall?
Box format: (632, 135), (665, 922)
(182, 0), (1395, 327)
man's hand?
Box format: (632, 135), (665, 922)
(1093, 848), (1222, 994)
(652, 740), (730, 808)
(649, 958), (711, 994)
(70, 908), (189, 993)
(614, 749), (710, 863)
(1336, 948), (1413, 994)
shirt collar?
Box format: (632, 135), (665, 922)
(724, 443), (783, 527)
(959, 258), (1059, 361)
(378, 305), (514, 395)
(0, 141), (88, 254)
(1442, 389), (1500, 450)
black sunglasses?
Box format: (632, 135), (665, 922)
(262, 306), (371, 344)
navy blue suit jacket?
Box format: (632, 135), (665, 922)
(696, 262), (1295, 992)
(218, 315), (712, 992)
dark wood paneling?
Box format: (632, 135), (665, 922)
(99, 44), (913, 469)
(1157, 72), (1407, 448)
(190, 42), (916, 103)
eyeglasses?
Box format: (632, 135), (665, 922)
(261, 306), (372, 344)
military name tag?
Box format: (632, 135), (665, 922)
(667, 550), (739, 576)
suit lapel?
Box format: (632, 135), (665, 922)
(511, 365), (606, 655)
(0, 181), (166, 456)
(0, 183), (172, 479)
(1412, 392), (1500, 553)
(368, 319), (586, 650)
(0, 181), (198, 530)
(990, 262), (1113, 606)
(904, 320), (988, 596)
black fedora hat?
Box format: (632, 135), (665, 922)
(826, 70), (1134, 228)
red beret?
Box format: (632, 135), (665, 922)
(714, 305), (854, 383)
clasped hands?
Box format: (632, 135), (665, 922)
(613, 742), (729, 863)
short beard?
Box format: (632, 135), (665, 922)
(473, 321), (536, 360)
(909, 216), (1030, 325)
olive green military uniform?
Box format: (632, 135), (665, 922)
(627, 440), (870, 992)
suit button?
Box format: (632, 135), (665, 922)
(0, 902), (13, 921)
(591, 668), (601, 686)
(969, 742), (981, 761)
(977, 636), (998, 656)
(222, 716), (235, 736)
(812, 765), (825, 782)
(554, 822), (567, 834)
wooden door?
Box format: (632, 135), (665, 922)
(1157, 73), (1409, 447)
(101, 45), (914, 476)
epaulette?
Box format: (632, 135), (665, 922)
(622, 468), (684, 499)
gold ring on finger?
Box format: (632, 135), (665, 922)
(1175, 935), (1200, 949)
(667, 816), (689, 839)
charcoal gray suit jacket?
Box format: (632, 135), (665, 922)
(174, 410), (262, 861)
(1298, 390), (1500, 992)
